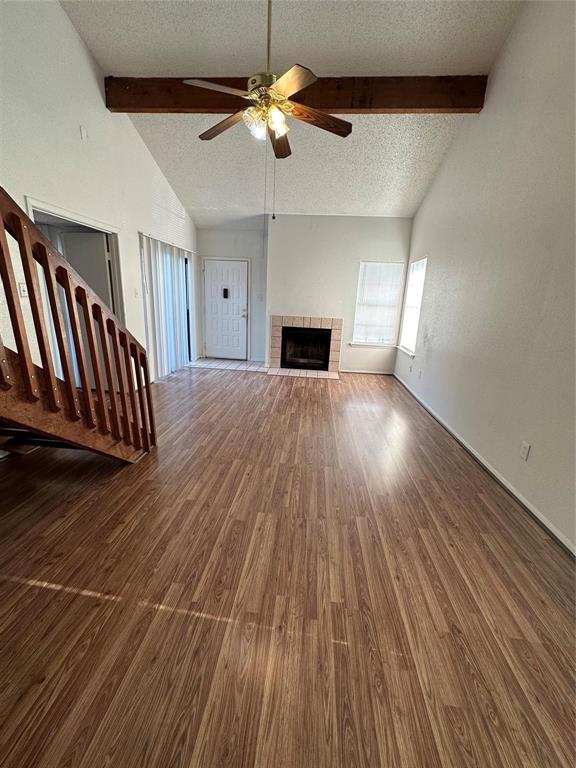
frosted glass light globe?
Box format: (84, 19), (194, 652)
(242, 107), (267, 141)
(268, 106), (288, 137)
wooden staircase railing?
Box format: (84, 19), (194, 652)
(0, 186), (155, 463)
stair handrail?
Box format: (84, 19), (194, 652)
(0, 185), (155, 456)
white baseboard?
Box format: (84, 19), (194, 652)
(339, 368), (393, 375)
(394, 374), (575, 555)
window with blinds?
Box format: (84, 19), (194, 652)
(399, 257), (428, 353)
(352, 261), (405, 345)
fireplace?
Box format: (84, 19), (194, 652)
(269, 316), (342, 373)
(281, 327), (331, 371)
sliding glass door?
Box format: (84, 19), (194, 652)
(140, 234), (193, 380)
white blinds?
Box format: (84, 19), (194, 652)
(141, 234), (190, 380)
(399, 258), (427, 353)
(353, 261), (405, 344)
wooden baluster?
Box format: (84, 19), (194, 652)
(0, 331), (12, 390)
(0, 217), (39, 401)
(141, 352), (156, 446)
(11, 216), (60, 411)
(77, 287), (110, 435)
(120, 332), (141, 450)
(94, 306), (122, 440)
(36, 244), (80, 420)
(58, 267), (96, 429)
(131, 343), (150, 451)
(137, 364), (152, 450)
(108, 319), (132, 445)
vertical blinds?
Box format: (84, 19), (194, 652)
(353, 261), (405, 345)
(141, 234), (190, 380)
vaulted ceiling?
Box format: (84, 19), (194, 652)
(62, 0), (522, 226)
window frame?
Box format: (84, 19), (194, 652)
(352, 260), (406, 347)
(399, 257), (428, 355)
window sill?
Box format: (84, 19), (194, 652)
(349, 341), (397, 349)
(397, 346), (416, 359)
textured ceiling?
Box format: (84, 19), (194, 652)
(62, 0), (520, 77)
(62, 0), (521, 226)
(130, 112), (473, 226)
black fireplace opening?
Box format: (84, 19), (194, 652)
(281, 327), (331, 371)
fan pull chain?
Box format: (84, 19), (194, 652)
(263, 138), (269, 216)
(272, 156), (277, 220)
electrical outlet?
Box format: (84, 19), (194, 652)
(520, 441), (531, 461)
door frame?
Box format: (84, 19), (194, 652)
(202, 257), (250, 360)
(25, 195), (125, 324)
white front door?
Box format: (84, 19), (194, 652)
(204, 259), (248, 359)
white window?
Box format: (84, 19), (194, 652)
(353, 261), (405, 345)
(399, 258), (427, 353)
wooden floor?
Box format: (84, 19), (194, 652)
(0, 369), (573, 768)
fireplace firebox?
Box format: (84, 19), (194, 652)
(281, 327), (332, 371)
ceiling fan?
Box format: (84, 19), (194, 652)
(182, 0), (352, 159)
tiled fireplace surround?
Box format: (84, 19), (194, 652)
(269, 315), (343, 371)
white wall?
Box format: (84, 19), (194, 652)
(0, 0), (196, 348)
(197, 219), (267, 361)
(60, 232), (111, 310)
(395, 1), (575, 550)
(266, 215), (412, 372)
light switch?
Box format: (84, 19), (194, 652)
(18, 282), (28, 298)
(520, 441), (531, 461)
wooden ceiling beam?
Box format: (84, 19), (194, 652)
(105, 75), (487, 114)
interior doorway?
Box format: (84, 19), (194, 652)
(203, 259), (248, 360)
(31, 208), (124, 321)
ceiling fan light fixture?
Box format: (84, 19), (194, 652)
(242, 106), (267, 141)
(187, 3), (351, 155)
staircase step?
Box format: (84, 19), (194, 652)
(0, 426), (79, 450)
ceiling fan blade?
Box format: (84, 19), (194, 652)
(199, 110), (246, 140)
(288, 102), (352, 138)
(273, 64), (317, 98)
(183, 79), (249, 98)
(268, 127), (292, 159)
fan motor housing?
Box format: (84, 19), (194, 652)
(247, 72), (277, 91)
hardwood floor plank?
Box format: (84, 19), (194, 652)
(0, 369), (573, 767)
(190, 611), (273, 768)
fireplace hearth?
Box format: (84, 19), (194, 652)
(281, 327), (331, 371)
